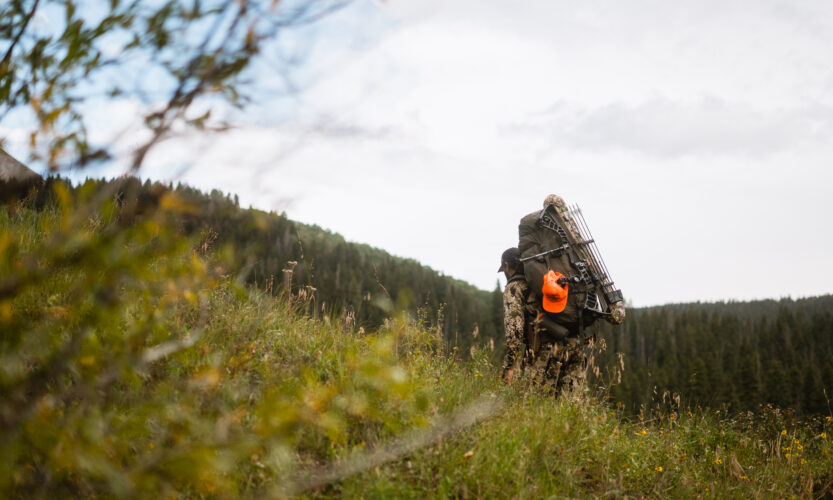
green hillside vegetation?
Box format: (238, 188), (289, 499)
(2, 185), (833, 498)
(594, 297), (833, 416)
(30, 176), (503, 351)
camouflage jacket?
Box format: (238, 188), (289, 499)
(502, 276), (529, 374)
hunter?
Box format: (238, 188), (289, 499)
(503, 194), (625, 395)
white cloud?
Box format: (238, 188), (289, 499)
(506, 98), (833, 158)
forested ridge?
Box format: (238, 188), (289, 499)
(11, 176), (833, 417)
(595, 296), (833, 416)
(24, 176), (503, 349)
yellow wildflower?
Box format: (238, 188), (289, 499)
(740, 475), (749, 481)
(785, 453), (792, 459)
(781, 429), (788, 436)
(474, 373), (483, 377)
(826, 416), (832, 422)
(641, 429), (647, 435)
(797, 444), (803, 450)
(714, 458), (722, 465)
(821, 432), (827, 439)
(794, 438), (800, 444)
(669, 413), (676, 421)
(800, 459), (807, 465)
(655, 466), (663, 472)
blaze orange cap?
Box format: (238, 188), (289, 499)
(541, 270), (569, 313)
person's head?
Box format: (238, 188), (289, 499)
(498, 247), (522, 277)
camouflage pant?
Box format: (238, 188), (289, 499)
(527, 337), (587, 396)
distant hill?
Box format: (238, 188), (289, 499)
(0, 149), (42, 201)
(594, 295), (833, 415)
(0, 148), (40, 180)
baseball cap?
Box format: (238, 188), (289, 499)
(497, 247), (520, 272)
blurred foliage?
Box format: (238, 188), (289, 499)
(0, 0), (347, 170)
(0, 183), (445, 498)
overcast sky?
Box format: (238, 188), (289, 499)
(6, 0), (833, 306)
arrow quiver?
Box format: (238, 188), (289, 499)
(518, 201), (625, 340)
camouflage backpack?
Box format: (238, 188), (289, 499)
(518, 195), (625, 342)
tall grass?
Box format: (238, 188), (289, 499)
(329, 386), (833, 498)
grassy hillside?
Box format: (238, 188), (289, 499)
(3, 189), (833, 498)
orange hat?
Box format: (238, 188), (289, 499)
(541, 270), (569, 313)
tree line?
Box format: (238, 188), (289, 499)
(594, 296), (833, 415)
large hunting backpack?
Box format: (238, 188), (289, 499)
(518, 196), (625, 342)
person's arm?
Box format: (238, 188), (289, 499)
(502, 282), (526, 384)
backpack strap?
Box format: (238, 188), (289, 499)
(507, 274), (526, 285)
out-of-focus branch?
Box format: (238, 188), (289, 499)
(279, 393), (504, 496)
(0, 0), (40, 70)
